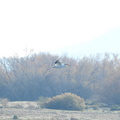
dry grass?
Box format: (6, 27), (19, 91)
(0, 101), (120, 120)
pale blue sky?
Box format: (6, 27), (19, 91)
(0, 0), (120, 58)
(53, 28), (120, 58)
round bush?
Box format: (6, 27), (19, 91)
(44, 93), (85, 111)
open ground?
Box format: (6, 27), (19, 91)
(0, 101), (120, 120)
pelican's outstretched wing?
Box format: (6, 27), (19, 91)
(54, 60), (61, 65)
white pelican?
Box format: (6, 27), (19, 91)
(53, 60), (70, 68)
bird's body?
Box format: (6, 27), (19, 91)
(53, 60), (70, 68)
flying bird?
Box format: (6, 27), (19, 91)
(53, 60), (70, 68)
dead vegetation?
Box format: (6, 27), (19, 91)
(0, 101), (120, 120)
(0, 53), (120, 106)
(0, 107), (120, 120)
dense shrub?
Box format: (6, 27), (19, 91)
(70, 117), (79, 120)
(110, 105), (120, 111)
(37, 96), (49, 108)
(13, 115), (18, 119)
(43, 93), (85, 111)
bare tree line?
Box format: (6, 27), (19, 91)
(0, 53), (120, 105)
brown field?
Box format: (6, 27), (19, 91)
(0, 101), (120, 120)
